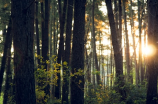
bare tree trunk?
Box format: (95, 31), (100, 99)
(12, 0), (36, 103)
(0, 18), (12, 94)
(55, 0), (67, 99)
(138, 0), (142, 84)
(35, 1), (40, 65)
(114, 0), (119, 33)
(105, 0), (126, 101)
(110, 46), (113, 88)
(71, 0), (86, 103)
(2, 19), (12, 104)
(130, 0), (138, 85)
(43, 0), (50, 97)
(123, 0), (130, 81)
(49, 0), (54, 101)
(146, 0), (158, 103)
(62, 0), (73, 103)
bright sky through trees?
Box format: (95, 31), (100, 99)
(98, 1), (154, 58)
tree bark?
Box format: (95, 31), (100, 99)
(105, 0), (126, 101)
(130, 0), (138, 85)
(0, 18), (12, 94)
(146, 0), (158, 103)
(2, 19), (12, 104)
(35, 1), (40, 65)
(123, 0), (130, 81)
(12, 0), (36, 103)
(43, 0), (50, 97)
(62, 0), (73, 103)
(55, 0), (67, 99)
(138, 0), (143, 84)
(71, 0), (86, 103)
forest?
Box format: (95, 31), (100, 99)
(0, 0), (158, 104)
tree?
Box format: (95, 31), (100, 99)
(35, 0), (40, 66)
(11, 0), (36, 103)
(62, 0), (73, 103)
(105, 0), (126, 101)
(55, 0), (67, 99)
(71, 0), (86, 103)
(41, 0), (49, 72)
(138, 0), (143, 84)
(2, 18), (12, 104)
(123, 0), (130, 81)
(146, 0), (158, 103)
(130, 0), (138, 85)
(43, 0), (50, 96)
(0, 18), (12, 94)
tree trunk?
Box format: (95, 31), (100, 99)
(105, 0), (126, 101)
(0, 18), (12, 94)
(35, 1), (40, 65)
(106, 55), (109, 87)
(92, 0), (100, 86)
(118, 0), (122, 49)
(55, 0), (67, 99)
(114, 0), (118, 33)
(2, 19), (12, 104)
(43, 0), (50, 97)
(123, 0), (130, 81)
(62, 0), (73, 103)
(12, 0), (36, 103)
(71, 0), (86, 103)
(146, 0), (158, 104)
(130, 0), (138, 85)
(138, 0), (142, 84)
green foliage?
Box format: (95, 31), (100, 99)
(0, 93), (3, 104)
(35, 54), (86, 104)
(85, 82), (146, 104)
(34, 54), (147, 104)
(35, 55), (61, 104)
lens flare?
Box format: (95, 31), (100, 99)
(144, 45), (157, 56)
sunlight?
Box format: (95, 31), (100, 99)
(143, 45), (156, 56)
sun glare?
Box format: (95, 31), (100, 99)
(143, 45), (156, 56)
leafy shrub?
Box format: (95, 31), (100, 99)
(85, 81), (146, 104)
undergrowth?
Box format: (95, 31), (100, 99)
(85, 82), (146, 104)
(0, 54), (147, 104)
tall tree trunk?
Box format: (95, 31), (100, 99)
(110, 45), (113, 87)
(2, 19), (12, 104)
(41, 1), (45, 67)
(43, 0), (50, 97)
(12, 0), (36, 103)
(105, 0), (126, 101)
(138, 0), (142, 84)
(114, 0), (118, 33)
(71, 0), (86, 103)
(130, 0), (138, 85)
(35, 1), (40, 65)
(49, 0), (54, 101)
(0, 18), (12, 94)
(53, 0), (57, 56)
(62, 0), (73, 103)
(92, 0), (100, 85)
(91, 0), (95, 87)
(55, 0), (67, 99)
(123, 0), (130, 81)
(118, 0), (122, 48)
(140, 0), (145, 84)
(146, 0), (158, 103)
(3, 34), (12, 104)
(118, 0), (123, 80)
(106, 55), (109, 87)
